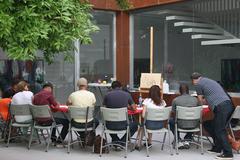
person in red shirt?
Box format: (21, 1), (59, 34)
(33, 82), (69, 147)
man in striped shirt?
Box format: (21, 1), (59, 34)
(191, 72), (234, 160)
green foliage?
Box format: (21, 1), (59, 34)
(0, 0), (99, 63)
(116, 0), (131, 10)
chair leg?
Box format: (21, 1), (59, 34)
(144, 126), (149, 157)
(46, 128), (52, 152)
(40, 129), (47, 145)
(56, 126), (63, 142)
(168, 126), (173, 155)
(6, 125), (12, 147)
(200, 125), (204, 155)
(161, 132), (167, 150)
(67, 129), (71, 153)
(125, 127), (129, 158)
(28, 127), (34, 150)
(175, 124), (179, 155)
(100, 130), (104, 157)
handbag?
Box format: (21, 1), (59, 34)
(227, 134), (240, 151)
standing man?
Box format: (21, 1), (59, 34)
(103, 81), (137, 145)
(191, 72), (234, 160)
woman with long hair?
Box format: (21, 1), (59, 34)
(142, 85), (166, 147)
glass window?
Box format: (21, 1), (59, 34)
(79, 11), (115, 83)
(131, 0), (240, 92)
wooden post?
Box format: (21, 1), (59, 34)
(150, 26), (153, 73)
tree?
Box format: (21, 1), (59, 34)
(0, 0), (131, 63)
(0, 0), (99, 63)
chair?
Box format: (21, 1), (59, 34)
(28, 104), (63, 152)
(175, 106), (203, 155)
(143, 107), (173, 157)
(67, 106), (95, 153)
(6, 104), (32, 147)
(100, 107), (131, 158)
(229, 106), (240, 141)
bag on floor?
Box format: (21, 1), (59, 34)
(85, 131), (95, 146)
(93, 135), (107, 154)
(227, 134), (240, 151)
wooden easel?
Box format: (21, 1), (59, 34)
(139, 26), (163, 99)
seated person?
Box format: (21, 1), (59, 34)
(32, 82), (69, 147)
(142, 85), (166, 148)
(11, 81), (33, 123)
(169, 83), (198, 149)
(103, 81), (137, 145)
(67, 77), (98, 142)
(2, 79), (20, 98)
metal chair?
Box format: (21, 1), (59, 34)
(100, 107), (131, 158)
(6, 104), (32, 147)
(67, 106), (95, 153)
(175, 106), (203, 155)
(229, 106), (240, 141)
(143, 107), (173, 157)
(28, 104), (63, 152)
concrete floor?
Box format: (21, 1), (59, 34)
(0, 125), (239, 160)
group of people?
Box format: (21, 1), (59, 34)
(0, 72), (236, 160)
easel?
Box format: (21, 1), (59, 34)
(139, 26), (163, 99)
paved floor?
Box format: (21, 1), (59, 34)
(0, 126), (239, 160)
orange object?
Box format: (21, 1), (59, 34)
(0, 98), (11, 121)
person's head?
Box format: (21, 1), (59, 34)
(148, 85), (161, 105)
(191, 72), (202, 85)
(42, 82), (53, 92)
(111, 81), (122, 89)
(179, 83), (189, 95)
(11, 79), (21, 91)
(16, 81), (29, 92)
(77, 77), (88, 90)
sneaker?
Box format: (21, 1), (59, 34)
(55, 142), (67, 148)
(207, 148), (221, 154)
(215, 154), (233, 160)
(177, 142), (185, 149)
(183, 141), (190, 149)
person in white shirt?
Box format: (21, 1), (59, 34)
(142, 85), (166, 147)
(11, 81), (33, 123)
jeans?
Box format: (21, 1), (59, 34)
(203, 100), (234, 155)
(71, 119), (99, 139)
(51, 118), (69, 143)
(106, 121), (138, 143)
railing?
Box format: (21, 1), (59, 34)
(193, 0), (240, 38)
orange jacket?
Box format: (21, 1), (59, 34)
(0, 98), (11, 121)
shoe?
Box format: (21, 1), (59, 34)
(207, 148), (221, 154)
(143, 142), (152, 148)
(183, 141), (190, 149)
(177, 142), (185, 149)
(215, 154), (233, 160)
(55, 142), (67, 148)
(135, 145), (141, 151)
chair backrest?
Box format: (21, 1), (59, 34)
(145, 107), (172, 121)
(101, 107), (128, 122)
(176, 106), (202, 120)
(231, 106), (240, 119)
(68, 106), (94, 122)
(30, 104), (52, 119)
(9, 104), (31, 116)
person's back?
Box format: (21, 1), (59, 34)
(11, 81), (33, 123)
(104, 89), (133, 108)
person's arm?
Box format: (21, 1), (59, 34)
(197, 95), (204, 105)
(142, 104), (146, 118)
(66, 98), (72, 105)
(127, 93), (135, 110)
(48, 95), (59, 110)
